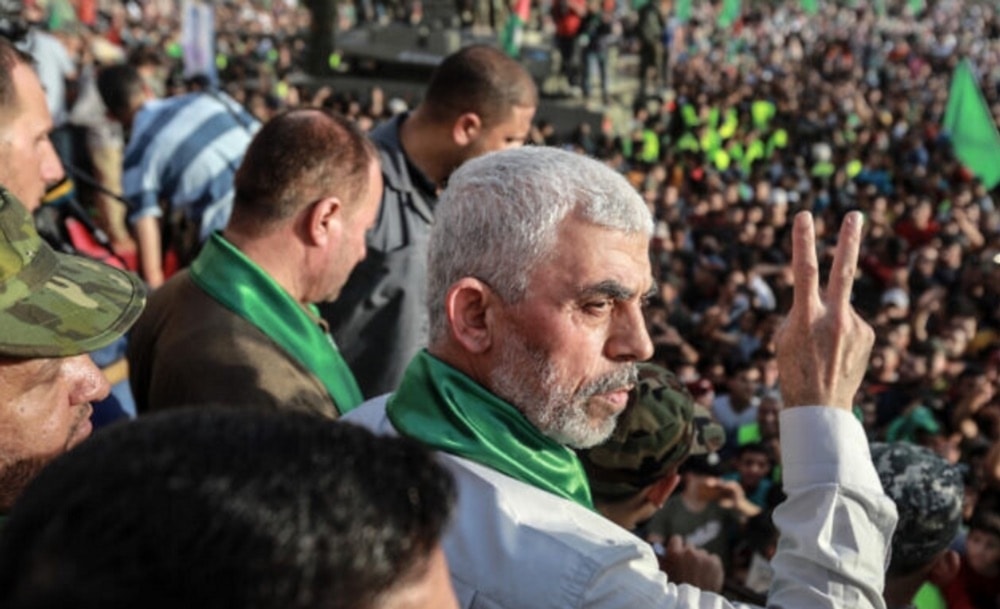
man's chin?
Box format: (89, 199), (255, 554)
(0, 455), (50, 511)
(544, 413), (619, 449)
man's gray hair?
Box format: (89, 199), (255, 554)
(427, 147), (653, 344)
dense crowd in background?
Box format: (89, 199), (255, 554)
(21, 0), (1000, 605)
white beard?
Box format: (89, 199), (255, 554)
(488, 330), (636, 449)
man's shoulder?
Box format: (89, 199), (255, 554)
(343, 395), (395, 433)
(133, 272), (288, 359)
(346, 398), (647, 559)
(22, 29), (65, 55)
(133, 270), (195, 322)
(710, 394), (732, 413)
(367, 118), (435, 213)
(130, 93), (252, 144)
(137, 271), (221, 327)
(443, 454), (671, 607)
(368, 115), (427, 198)
(134, 96), (184, 123)
(370, 114), (404, 150)
(346, 400), (681, 608)
(130, 274), (334, 414)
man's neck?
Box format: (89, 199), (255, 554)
(398, 109), (457, 187)
(427, 345), (495, 392)
(222, 229), (309, 304)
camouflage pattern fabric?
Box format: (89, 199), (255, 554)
(870, 442), (963, 575)
(0, 187), (146, 358)
(579, 363), (725, 501)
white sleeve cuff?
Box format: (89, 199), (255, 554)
(780, 406), (882, 492)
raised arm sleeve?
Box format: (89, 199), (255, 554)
(768, 407), (897, 609)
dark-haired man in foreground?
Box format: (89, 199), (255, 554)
(0, 408), (457, 609)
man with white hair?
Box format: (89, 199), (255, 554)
(347, 146), (896, 608)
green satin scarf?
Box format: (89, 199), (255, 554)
(189, 233), (363, 414)
(387, 351), (593, 509)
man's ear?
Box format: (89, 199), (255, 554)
(644, 472), (681, 509)
(928, 549), (961, 587)
(452, 112), (482, 147)
(444, 277), (497, 354)
(304, 196), (343, 247)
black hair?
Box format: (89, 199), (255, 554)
(0, 408), (455, 609)
(736, 442), (773, 462)
(231, 107), (377, 230)
(680, 453), (724, 477)
(421, 44), (537, 128)
(96, 63), (145, 119)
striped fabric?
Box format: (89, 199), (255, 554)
(122, 91), (260, 240)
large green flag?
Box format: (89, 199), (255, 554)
(801, 0), (819, 15)
(943, 60), (1000, 190)
(718, 0), (740, 28)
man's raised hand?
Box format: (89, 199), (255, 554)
(775, 211), (874, 410)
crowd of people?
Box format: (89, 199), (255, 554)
(0, 0), (999, 608)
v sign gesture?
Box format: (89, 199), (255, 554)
(776, 211), (875, 411)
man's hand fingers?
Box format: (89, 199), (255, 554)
(827, 211), (863, 314)
(791, 211), (821, 314)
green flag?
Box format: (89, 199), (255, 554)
(801, 0), (819, 15)
(47, 0), (78, 30)
(718, 0), (740, 28)
(500, 0), (531, 57)
(907, 0), (925, 15)
(943, 60), (1000, 190)
(676, 0), (692, 22)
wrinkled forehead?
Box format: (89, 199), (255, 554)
(0, 355), (59, 392)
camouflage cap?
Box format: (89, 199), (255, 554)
(870, 442), (964, 575)
(579, 363), (725, 501)
(0, 187), (146, 358)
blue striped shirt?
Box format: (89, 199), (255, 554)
(122, 91), (260, 240)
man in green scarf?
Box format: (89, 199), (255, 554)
(346, 146), (895, 608)
(127, 109), (381, 417)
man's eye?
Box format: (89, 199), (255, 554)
(584, 300), (612, 313)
